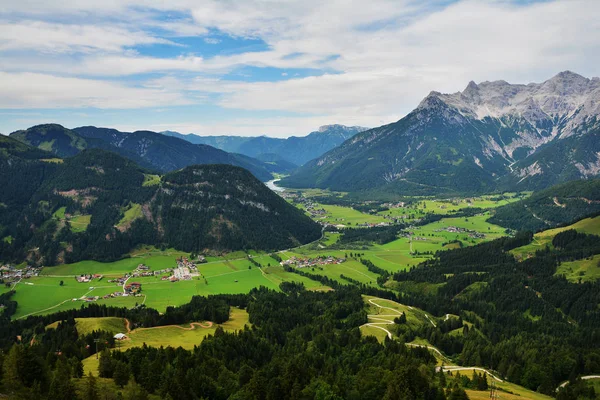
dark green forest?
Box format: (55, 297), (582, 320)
(488, 179), (600, 231)
(0, 146), (320, 265)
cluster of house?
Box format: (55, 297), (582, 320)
(382, 201), (406, 209)
(75, 274), (103, 283)
(124, 282), (142, 294)
(0, 265), (41, 285)
(281, 256), (346, 269)
(108, 276), (129, 285)
(435, 226), (486, 239)
(131, 264), (154, 278)
(355, 222), (392, 228)
(102, 291), (128, 300)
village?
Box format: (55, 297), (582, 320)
(0, 264), (42, 287)
(280, 255), (346, 269)
(435, 226), (487, 239)
(69, 255), (208, 304)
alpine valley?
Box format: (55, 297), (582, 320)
(2, 71), (600, 400)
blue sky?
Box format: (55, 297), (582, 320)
(0, 0), (598, 137)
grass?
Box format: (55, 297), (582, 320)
(40, 158), (64, 164)
(119, 307), (249, 350)
(2, 235), (12, 244)
(143, 174), (161, 187)
(53, 206), (67, 219)
(47, 317), (126, 335)
(458, 367), (552, 400)
(556, 255), (600, 282)
(116, 203), (143, 229)
(512, 216), (600, 259)
(318, 204), (387, 226)
(70, 214), (92, 233)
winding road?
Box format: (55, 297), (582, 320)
(360, 298), (403, 339)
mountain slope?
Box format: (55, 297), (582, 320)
(0, 149), (320, 265)
(10, 124), (89, 157)
(488, 178), (600, 232)
(9, 124), (273, 181)
(282, 72), (600, 194)
(73, 126), (273, 180)
(162, 124), (367, 166)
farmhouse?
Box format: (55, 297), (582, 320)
(114, 333), (127, 340)
(124, 282), (142, 294)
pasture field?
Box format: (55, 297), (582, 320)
(511, 216), (600, 259)
(142, 174), (161, 186)
(18, 251), (323, 317)
(47, 317), (126, 335)
(556, 255), (600, 282)
(116, 203), (143, 228)
(376, 194), (523, 221)
(41, 248), (189, 277)
(119, 307), (250, 350)
(53, 206), (66, 219)
(70, 214), (92, 233)
(319, 204), (387, 225)
(459, 368), (552, 400)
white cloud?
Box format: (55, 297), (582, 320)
(0, 72), (191, 109)
(0, 21), (173, 53)
(1, 0), (599, 135)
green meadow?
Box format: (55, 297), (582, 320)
(556, 255), (600, 282)
(116, 203), (143, 229)
(47, 317), (127, 335)
(511, 216), (600, 259)
(70, 214), (92, 233)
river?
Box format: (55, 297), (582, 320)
(265, 179), (285, 192)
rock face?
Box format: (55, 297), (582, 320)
(282, 71), (600, 194)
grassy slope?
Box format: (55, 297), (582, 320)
(120, 307), (249, 350)
(116, 203), (143, 229)
(359, 296), (552, 400)
(511, 215), (600, 259)
(47, 317), (126, 335)
(556, 254), (600, 282)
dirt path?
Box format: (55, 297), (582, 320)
(131, 321), (213, 333)
(360, 298), (404, 339)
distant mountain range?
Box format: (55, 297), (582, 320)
(282, 71), (600, 195)
(161, 124), (368, 166)
(9, 124), (275, 181)
(0, 137), (320, 265)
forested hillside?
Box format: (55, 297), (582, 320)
(0, 288), (452, 400)
(10, 124), (274, 181)
(489, 179), (600, 231)
(0, 148), (320, 265)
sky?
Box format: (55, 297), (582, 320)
(0, 0), (599, 137)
